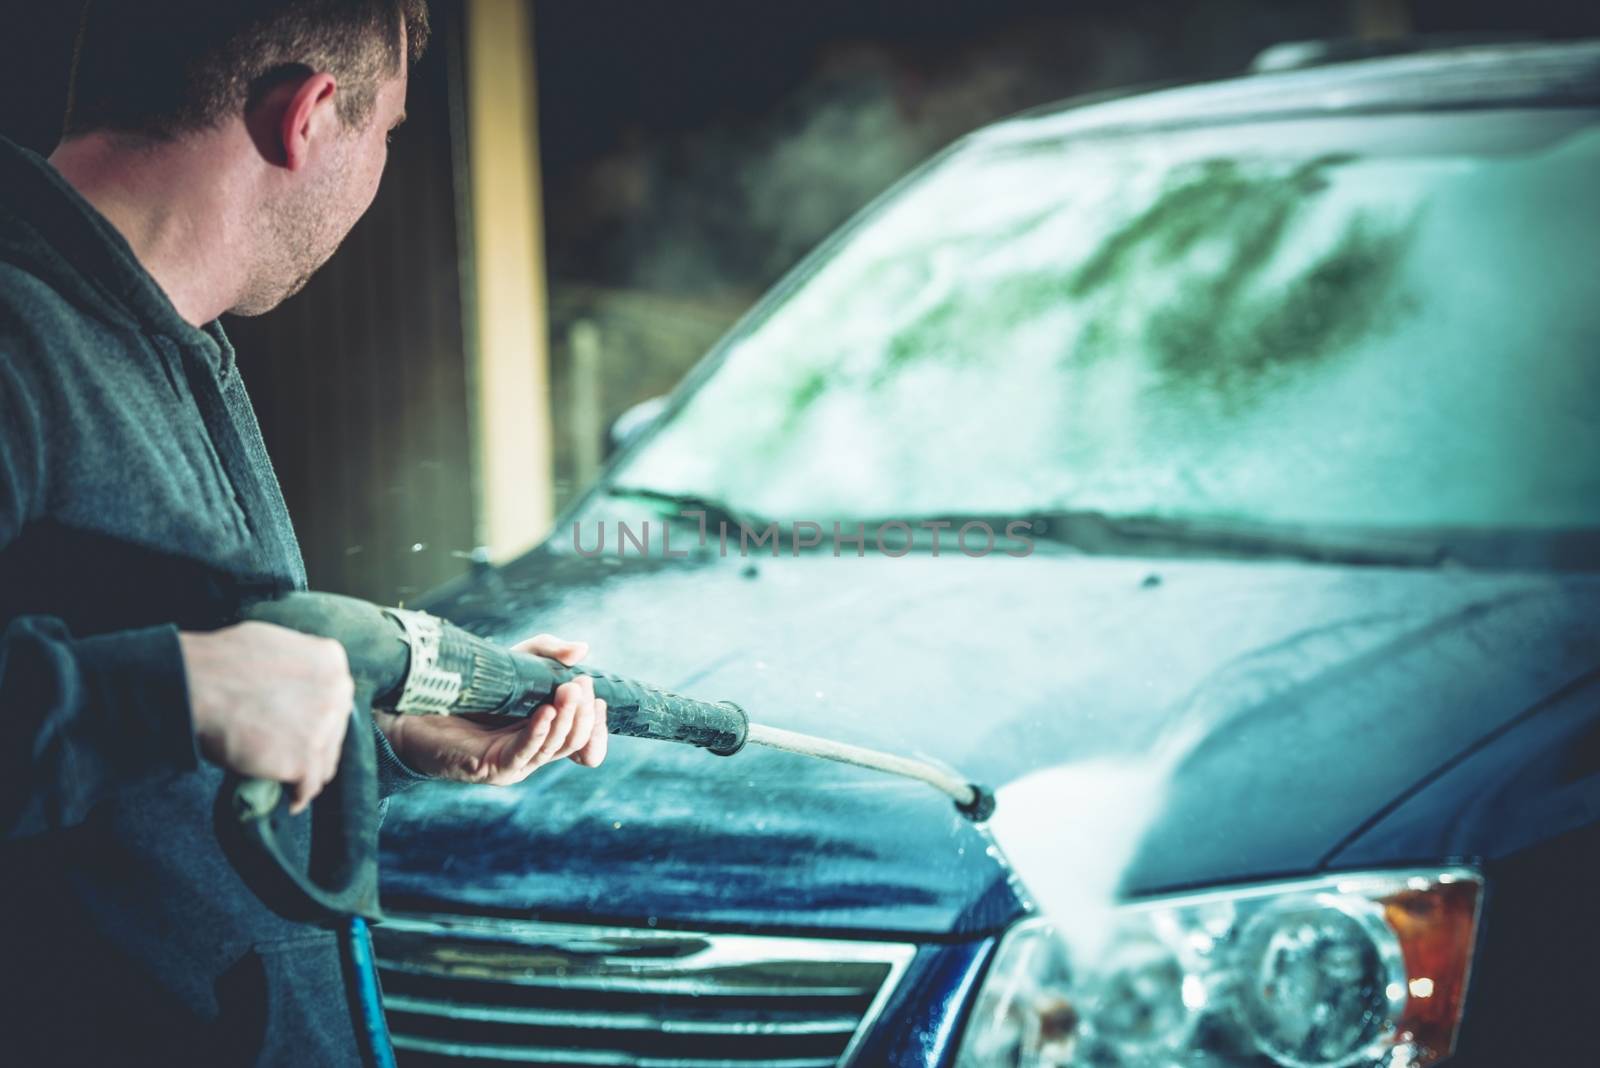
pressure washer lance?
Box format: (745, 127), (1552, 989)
(219, 591), (995, 927)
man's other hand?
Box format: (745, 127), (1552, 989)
(179, 622), (355, 814)
(375, 634), (609, 785)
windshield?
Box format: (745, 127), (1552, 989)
(608, 108), (1600, 550)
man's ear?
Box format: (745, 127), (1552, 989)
(279, 72), (339, 172)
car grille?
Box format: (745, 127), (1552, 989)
(372, 913), (915, 1067)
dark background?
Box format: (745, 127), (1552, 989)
(3, 0), (1597, 600)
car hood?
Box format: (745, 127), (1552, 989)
(379, 546), (1600, 936)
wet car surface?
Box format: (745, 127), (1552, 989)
(383, 551), (1599, 931)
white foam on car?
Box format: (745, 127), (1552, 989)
(985, 718), (1205, 967)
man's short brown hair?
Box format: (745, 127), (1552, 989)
(64, 0), (430, 141)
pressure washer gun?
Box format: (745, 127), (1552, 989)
(220, 591), (994, 924)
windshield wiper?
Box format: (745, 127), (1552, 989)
(883, 509), (1447, 567)
(601, 495), (1448, 567)
(1026, 510), (1448, 567)
(1113, 514), (1452, 565)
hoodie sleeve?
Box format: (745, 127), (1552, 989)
(1, 339), (201, 839)
(374, 722), (428, 799)
(0, 618), (200, 838)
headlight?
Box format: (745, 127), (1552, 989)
(955, 868), (1481, 1068)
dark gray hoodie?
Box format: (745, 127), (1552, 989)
(0, 134), (418, 1065)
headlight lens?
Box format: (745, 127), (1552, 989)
(1233, 895), (1406, 1067)
(955, 869), (1481, 1068)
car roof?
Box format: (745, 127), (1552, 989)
(974, 39), (1600, 149)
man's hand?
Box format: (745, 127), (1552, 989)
(375, 634), (609, 785)
(179, 622), (355, 814)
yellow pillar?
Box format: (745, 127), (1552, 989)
(464, 0), (552, 560)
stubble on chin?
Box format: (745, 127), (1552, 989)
(228, 275), (303, 316)
(231, 208), (341, 316)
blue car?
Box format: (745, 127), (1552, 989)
(372, 38), (1600, 1068)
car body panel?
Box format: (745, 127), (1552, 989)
(381, 547), (1600, 935)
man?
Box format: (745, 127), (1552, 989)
(0, 2), (607, 1063)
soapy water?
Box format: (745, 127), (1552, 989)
(990, 760), (1167, 961)
(984, 719), (1204, 968)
